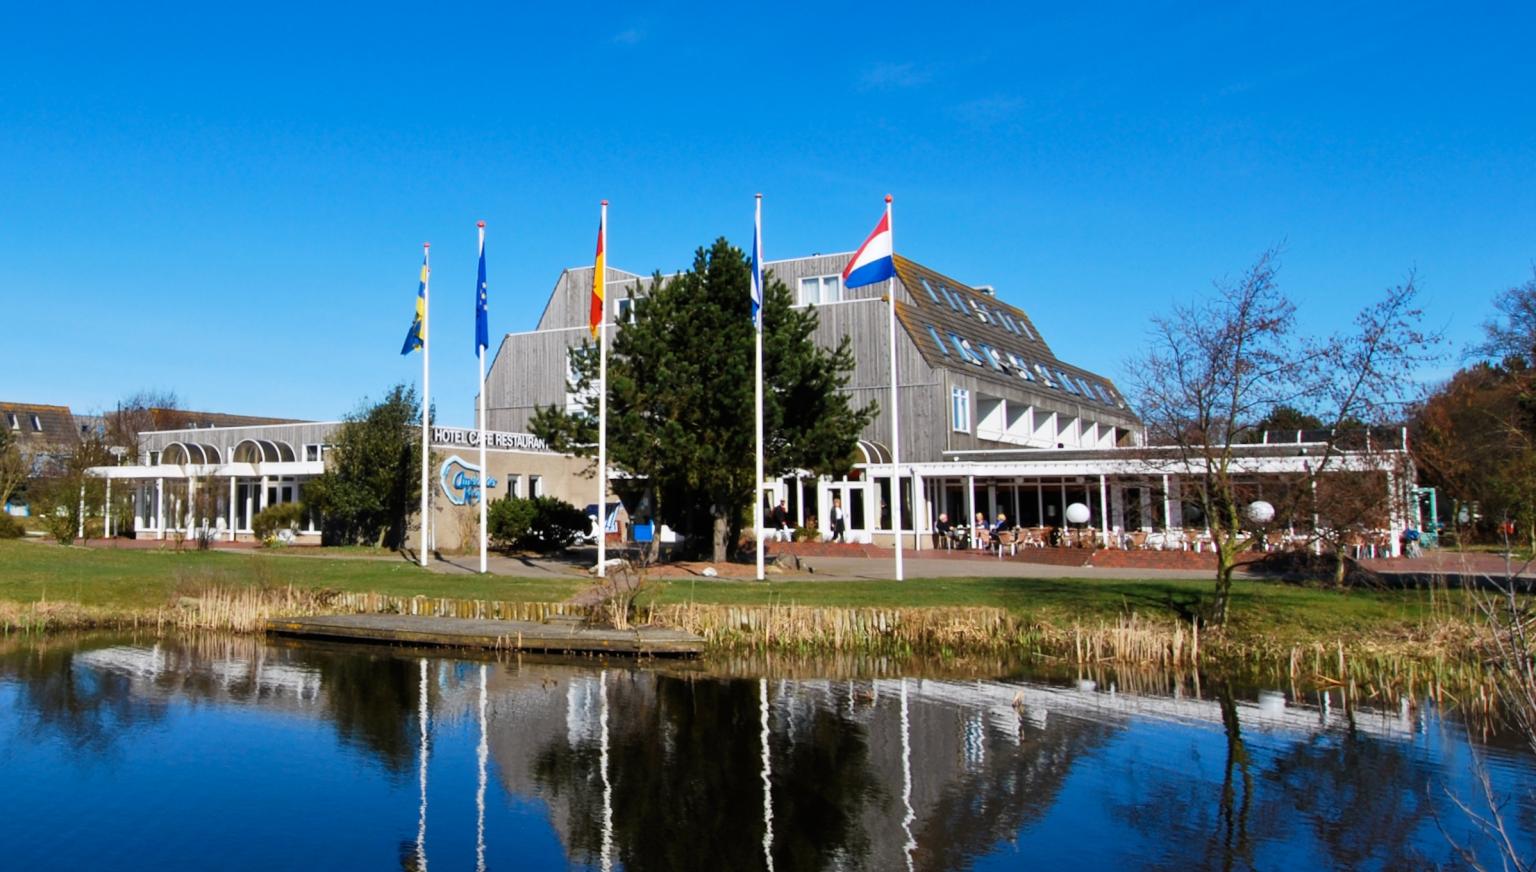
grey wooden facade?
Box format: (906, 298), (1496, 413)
(481, 252), (1141, 463)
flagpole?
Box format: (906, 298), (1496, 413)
(477, 221), (488, 575)
(597, 200), (609, 577)
(754, 194), (766, 582)
(885, 194), (904, 582)
(420, 242), (431, 568)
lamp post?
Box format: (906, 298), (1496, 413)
(1065, 502), (1090, 547)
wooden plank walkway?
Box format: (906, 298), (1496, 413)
(265, 614), (705, 657)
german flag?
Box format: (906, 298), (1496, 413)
(589, 202), (607, 338)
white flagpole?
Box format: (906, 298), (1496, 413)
(886, 195), (904, 581)
(597, 201), (609, 577)
(420, 242), (431, 568)
(754, 194), (766, 582)
(477, 221), (488, 575)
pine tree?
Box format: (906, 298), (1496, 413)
(531, 237), (874, 562)
(303, 384), (421, 548)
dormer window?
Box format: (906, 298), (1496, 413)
(6, 413), (17, 430)
(30, 414), (42, 431)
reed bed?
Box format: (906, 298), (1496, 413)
(0, 586), (1506, 699)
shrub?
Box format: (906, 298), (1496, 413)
(252, 502), (306, 544)
(488, 495), (589, 553)
(0, 514), (23, 539)
(487, 496), (536, 548)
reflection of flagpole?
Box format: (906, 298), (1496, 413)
(760, 677), (775, 872)
(900, 678), (915, 872)
(476, 663), (488, 872)
(417, 658), (430, 872)
(599, 670), (614, 872)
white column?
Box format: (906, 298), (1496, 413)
(965, 475), (976, 546)
(156, 477), (165, 540)
(1161, 474), (1172, 530)
(795, 475), (805, 528)
(228, 476), (237, 542)
(1099, 474), (1109, 546)
(913, 472), (926, 551)
(259, 475), (269, 513)
(1386, 468), (1403, 557)
(77, 484), (86, 540)
(104, 478), (112, 539)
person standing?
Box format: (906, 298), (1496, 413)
(770, 499), (792, 542)
(830, 497), (847, 542)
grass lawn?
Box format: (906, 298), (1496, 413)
(0, 540), (585, 608)
(0, 539), (1469, 646)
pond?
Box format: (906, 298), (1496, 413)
(0, 633), (1530, 871)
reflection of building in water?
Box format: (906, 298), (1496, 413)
(36, 643), (1438, 871)
(72, 641), (323, 705)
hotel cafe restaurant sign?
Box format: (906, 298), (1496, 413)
(429, 426), (552, 453)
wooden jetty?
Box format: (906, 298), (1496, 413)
(265, 613), (705, 657)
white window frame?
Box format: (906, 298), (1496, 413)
(6, 413), (17, 430)
(797, 274), (843, 306)
(951, 387), (971, 433)
(29, 414), (42, 432)
(528, 474), (543, 499)
(617, 297), (636, 324)
(506, 473), (521, 499)
(303, 443), (322, 462)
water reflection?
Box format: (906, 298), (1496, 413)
(0, 634), (1529, 871)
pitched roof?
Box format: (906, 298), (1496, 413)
(0, 402), (81, 451)
(891, 255), (1134, 416)
(146, 408), (307, 430)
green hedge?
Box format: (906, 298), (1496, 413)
(488, 495), (590, 553)
(0, 514), (23, 539)
(252, 502), (306, 543)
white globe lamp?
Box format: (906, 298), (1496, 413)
(1065, 502), (1091, 525)
(1247, 500), (1275, 525)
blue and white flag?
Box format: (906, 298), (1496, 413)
(750, 196), (764, 329)
(474, 223), (488, 354)
(841, 208), (895, 288)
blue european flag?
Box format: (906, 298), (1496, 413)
(475, 225), (488, 355)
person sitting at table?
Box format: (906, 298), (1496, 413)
(934, 513), (954, 548)
(972, 512), (989, 549)
(989, 513), (1015, 549)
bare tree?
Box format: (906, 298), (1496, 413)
(106, 389), (181, 463)
(1133, 253), (1437, 623)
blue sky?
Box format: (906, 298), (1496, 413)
(3, 1), (1532, 426)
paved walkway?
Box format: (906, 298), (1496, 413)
(64, 535), (1534, 583)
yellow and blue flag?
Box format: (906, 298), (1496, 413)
(401, 250), (428, 355)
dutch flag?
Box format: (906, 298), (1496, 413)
(841, 206), (895, 289)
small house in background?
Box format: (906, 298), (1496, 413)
(2, 401), (83, 516)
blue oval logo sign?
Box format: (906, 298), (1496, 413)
(439, 455), (498, 506)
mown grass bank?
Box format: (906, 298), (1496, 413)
(0, 540), (1498, 677)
